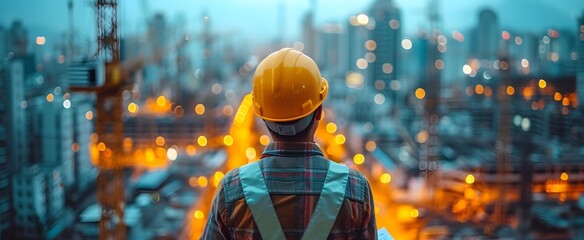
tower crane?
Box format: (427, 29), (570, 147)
(69, 0), (127, 239)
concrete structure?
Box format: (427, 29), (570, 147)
(578, 12), (584, 110)
(369, 0), (400, 103)
(472, 9), (499, 61)
(12, 164), (66, 239)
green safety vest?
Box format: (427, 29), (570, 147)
(239, 160), (349, 240)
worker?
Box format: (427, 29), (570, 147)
(201, 48), (377, 239)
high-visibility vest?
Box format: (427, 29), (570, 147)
(239, 160), (349, 240)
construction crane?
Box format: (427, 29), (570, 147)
(70, 0), (127, 239)
(419, 0), (442, 204)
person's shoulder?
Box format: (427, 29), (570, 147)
(344, 167), (372, 203)
(220, 167), (245, 203)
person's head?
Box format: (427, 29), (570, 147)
(251, 48), (328, 142)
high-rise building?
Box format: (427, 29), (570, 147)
(0, 25), (7, 59)
(577, 12), (584, 110)
(71, 95), (96, 195)
(11, 164), (66, 239)
(0, 63), (11, 238)
(41, 94), (74, 189)
(317, 23), (344, 80)
(302, 0), (318, 58)
(8, 21), (28, 57)
(472, 9), (499, 61)
(369, 0), (400, 106)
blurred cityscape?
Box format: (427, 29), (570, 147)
(1, 0), (584, 239)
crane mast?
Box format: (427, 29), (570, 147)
(70, 0), (127, 239)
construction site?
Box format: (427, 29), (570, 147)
(1, 0), (584, 239)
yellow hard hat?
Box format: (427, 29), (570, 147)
(252, 48), (328, 123)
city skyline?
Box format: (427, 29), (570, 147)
(1, 0), (584, 239)
(1, 0), (583, 46)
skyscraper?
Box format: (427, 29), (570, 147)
(577, 12), (584, 110)
(472, 9), (499, 61)
(369, 0), (400, 106)
(0, 60), (27, 238)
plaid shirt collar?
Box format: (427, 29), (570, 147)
(260, 141), (325, 158)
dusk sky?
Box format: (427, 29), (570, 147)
(1, 0), (583, 46)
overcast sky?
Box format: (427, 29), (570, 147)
(1, 0), (583, 45)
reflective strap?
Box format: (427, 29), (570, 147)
(239, 162), (286, 240)
(302, 161), (349, 240)
(240, 161), (349, 240)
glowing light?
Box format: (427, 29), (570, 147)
(198, 177), (208, 187)
(353, 154), (365, 165)
(465, 174), (475, 184)
(72, 143), (80, 152)
(382, 63), (393, 74)
(46, 93), (54, 102)
(186, 145), (197, 156)
(155, 147), (166, 157)
(85, 111), (94, 120)
(374, 93), (385, 105)
(434, 59), (444, 70)
(210, 172), (224, 183)
(346, 72), (364, 88)
(521, 118), (531, 131)
(521, 59), (529, 68)
(223, 135), (234, 146)
(415, 88), (426, 99)
(401, 39), (412, 50)
(156, 96), (166, 107)
(506, 86), (515, 95)
(197, 136), (208, 146)
(223, 105), (234, 116)
(62, 99), (71, 109)
(156, 136), (165, 146)
(554, 92), (562, 101)
(365, 141), (376, 152)
(36, 36), (46, 45)
(500, 61), (509, 70)
(538, 79), (547, 89)
(211, 83), (223, 94)
(560, 172), (569, 181)
(389, 19), (400, 29)
(364, 52), (376, 63)
(390, 80), (401, 91)
(550, 52), (559, 62)
(128, 102), (139, 113)
(259, 135), (270, 146)
(293, 41), (305, 51)
(365, 40), (377, 51)
(515, 36), (523, 45)
(562, 98), (570, 107)
(475, 84), (484, 95)
(501, 31), (510, 40)
(452, 31), (464, 42)
(194, 210), (205, 219)
(437, 35), (447, 45)
(334, 134), (346, 145)
(485, 87), (493, 97)
(462, 65), (472, 75)
(195, 104), (205, 115)
(356, 14), (369, 25)
(246, 147), (256, 160)
(356, 58), (368, 69)
(380, 173), (391, 184)
(167, 148), (178, 161)
(375, 80), (385, 90)
(409, 209), (419, 218)
(97, 142), (106, 152)
(416, 130), (428, 143)
(326, 123), (338, 134)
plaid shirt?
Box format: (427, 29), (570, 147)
(201, 142), (377, 240)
